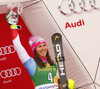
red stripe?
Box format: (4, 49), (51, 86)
(11, 29), (18, 40)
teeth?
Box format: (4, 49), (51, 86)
(41, 50), (47, 54)
(42, 51), (46, 53)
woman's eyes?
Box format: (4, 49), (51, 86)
(38, 44), (46, 48)
(38, 45), (41, 48)
(43, 44), (46, 46)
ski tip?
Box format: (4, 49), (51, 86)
(51, 33), (62, 41)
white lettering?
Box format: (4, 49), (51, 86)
(3, 79), (12, 84)
(56, 44), (61, 57)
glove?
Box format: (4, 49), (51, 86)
(68, 79), (76, 89)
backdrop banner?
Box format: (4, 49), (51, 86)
(0, 13), (34, 89)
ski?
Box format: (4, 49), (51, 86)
(51, 33), (68, 89)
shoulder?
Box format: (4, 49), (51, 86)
(23, 57), (36, 67)
(23, 57), (36, 76)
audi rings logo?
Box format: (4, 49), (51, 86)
(0, 45), (15, 56)
(0, 67), (21, 79)
(58, 0), (100, 16)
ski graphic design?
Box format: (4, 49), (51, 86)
(51, 33), (68, 89)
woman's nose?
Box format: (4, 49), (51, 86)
(41, 46), (45, 50)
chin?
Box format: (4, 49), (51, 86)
(40, 56), (46, 58)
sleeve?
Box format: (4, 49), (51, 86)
(13, 34), (30, 64)
(23, 57), (36, 76)
(10, 25), (30, 63)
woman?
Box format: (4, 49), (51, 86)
(5, 9), (59, 89)
(5, 6), (76, 89)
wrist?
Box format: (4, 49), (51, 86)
(10, 24), (17, 29)
(10, 24), (21, 29)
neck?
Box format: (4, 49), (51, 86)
(40, 57), (47, 63)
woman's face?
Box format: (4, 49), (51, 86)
(36, 43), (47, 58)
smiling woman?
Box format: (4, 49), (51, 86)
(5, 3), (60, 89)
